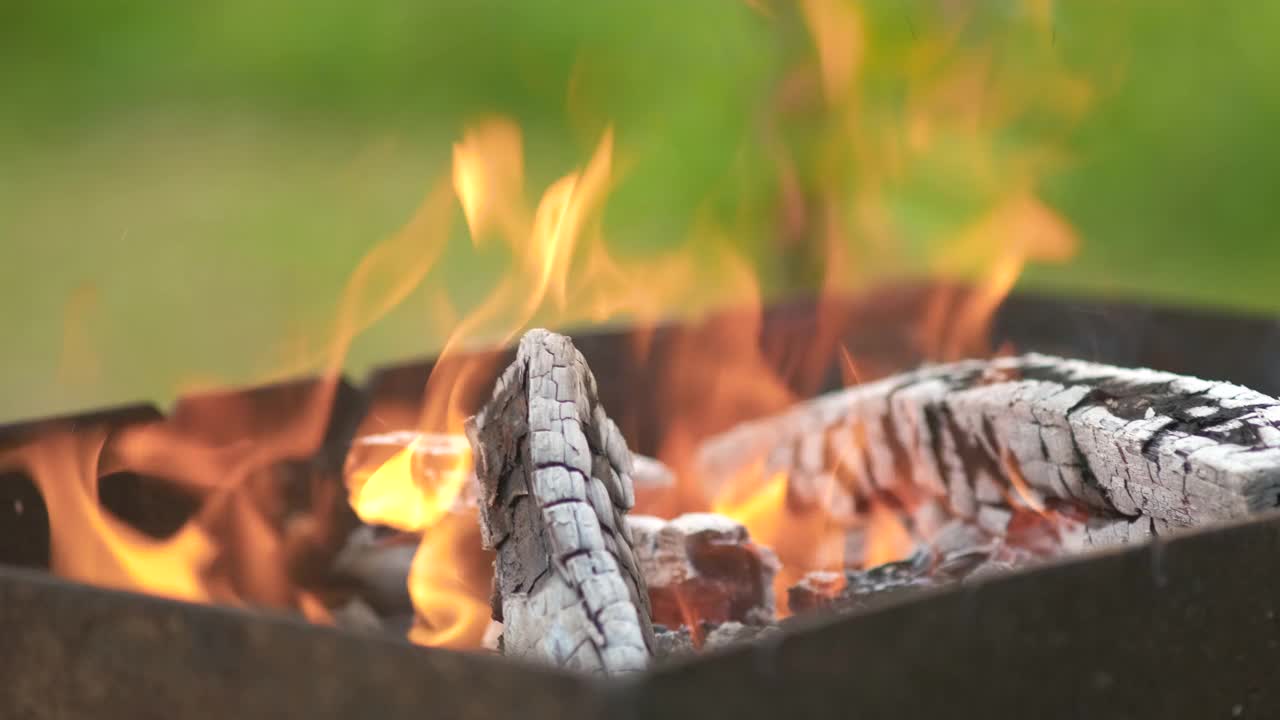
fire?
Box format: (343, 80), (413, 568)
(0, 429), (215, 601)
(711, 469), (849, 616)
(342, 431), (489, 646)
(862, 502), (915, 568)
(407, 510), (491, 647)
(19, 0), (1094, 652)
(345, 433), (472, 533)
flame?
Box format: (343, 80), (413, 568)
(712, 469), (847, 616)
(999, 446), (1048, 515)
(0, 429), (215, 601)
(345, 433), (472, 533)
(862, 502), (915, 568)
(11, 148), (458, 616)
(361, 120), (623, 648)
(25, 0), (1096, 650)
(407, 509), (491, 648)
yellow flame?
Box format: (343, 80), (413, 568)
(452, 119), (527, 244)
(347, 443), (472, 533)
(407, 510), (490, 648)
(2, 431), (216, 602)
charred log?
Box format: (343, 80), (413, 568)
(466, 329), (653, 674)
(698, 353), (1280, 539)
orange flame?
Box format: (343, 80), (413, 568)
(345, 433), (472, 533)
(862, 502), (915, 568)
(0, 430), (215, 601)
(407, 509), (491, 648)
(26, 0), (1096, 650)
(354, 119), (624, 649)
(712, 469), (848, 616)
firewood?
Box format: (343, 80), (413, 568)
(697, 353), (1280, 538)
(330, 526), (417, 615)
(626, 512), (779, 628)
(466, 329), (653, 674)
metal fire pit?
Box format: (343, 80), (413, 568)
(2, 285), (1279, 720)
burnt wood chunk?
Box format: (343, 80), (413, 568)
(696, 353), (1280, 537)
(627, 513), (779, 629)
(466, 329), (653, 674)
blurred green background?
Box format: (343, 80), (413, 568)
(2, 1), (1278, 421)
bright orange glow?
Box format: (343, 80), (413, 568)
(712, 471), (788, 537)
(712, 469), (848, 616)
(930, 192), (1080, 360)
(452, 119), (527, 244)
(862, 502), (915, 568)
(407, 509), (491, 648)
(346, 433), (472, 533)
(0, 430), (215, 602)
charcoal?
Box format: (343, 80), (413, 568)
(627, 512), (779, 628)
(788, 548), (936, 616)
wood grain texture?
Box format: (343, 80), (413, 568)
(697, 353), (1280, 540)
(466, 330), (653, 674)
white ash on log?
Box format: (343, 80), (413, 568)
(697, 353), (1280, 540)
(627, 512), (779, 628)
(466, 329), (653, 674)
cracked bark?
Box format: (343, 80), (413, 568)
(696, 353), (1280, 541)
(466, 329), (653, 674)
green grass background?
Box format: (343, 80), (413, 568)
(2, 2), (1278, 421)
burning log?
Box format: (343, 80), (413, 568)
(698, 353), (1280, 539)
(466, 329), (653, 673)
(627, 512), (779, 629)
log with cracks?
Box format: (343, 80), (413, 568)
(697, 353), (1280, 542)
(466, 329), (653, 674)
